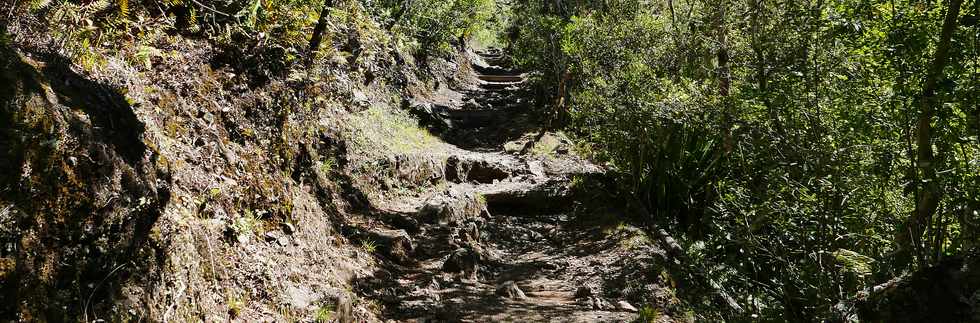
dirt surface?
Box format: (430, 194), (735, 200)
(347, 49), (683, 322)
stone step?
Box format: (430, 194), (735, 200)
(446, 109), (498, 127)
(472, 95), (522, 105)
(476, 49), (502, 56)
(481, 56), (511, 67)
(474, 64), (518, 76)
(480, 81), (522, 91)
(478, 74), (524, 83)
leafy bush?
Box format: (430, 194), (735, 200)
(507, 0), (980, 320)
(385, 0), (497, 60)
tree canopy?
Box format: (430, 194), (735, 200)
(507, 0), (979, 320)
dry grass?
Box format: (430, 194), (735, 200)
(345, 105), (442, 158)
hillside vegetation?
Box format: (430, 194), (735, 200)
(0, 0), (978, 322)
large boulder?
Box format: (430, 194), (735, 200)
(418, 187), (489, 225)
(442, 247), (482, 280)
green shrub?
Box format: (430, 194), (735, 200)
(634, 305), (659, 323)
(507, 0), (979, 321)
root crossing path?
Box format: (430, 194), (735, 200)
(350, 49), (676, 322)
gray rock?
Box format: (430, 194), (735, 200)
(419, 188), (487, 225)
(264, 231), (288, 247)
(286, 286), (315, 310)
(496, 281), (527, 300)
(442, 247), (481, 279)
(352, 90), (370, 107)
(592, 297), (614, 310)
(407, 101), (452, 132)
(464, 222), (480, 243)
(542, 262), (560, 270)
(349, 228), (415, 264)
(616, 300), (638, 312)
(463, 98), (480, 109)
(575, 285), (597, 299)
(236, 232), (250, 244)
(527, 229), (544, 241)
(334, 294), (354, 323)
(445, 155), (516, 184)
(411, 283), (442, 302)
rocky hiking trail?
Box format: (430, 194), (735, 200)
(346, 49), (679, 322)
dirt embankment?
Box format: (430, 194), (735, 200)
(0, 12), (470, 321)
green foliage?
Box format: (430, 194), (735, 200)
(377, 0), (499, 58)
(10, 0), (502, 77)
(346, 105), (440, 156)
(319, 157), (335, 175)
(314, 304), (334, 322)
(360, 239), (377, 254)
(227, 295), (245, 318)
(231, 0), (321, 42)
(508, 0), (980, 321)
(832, 249), (876, 279)
(7, 0), (974, 320)
(230, 209), (265, 240)
(634, 305), (660, 323)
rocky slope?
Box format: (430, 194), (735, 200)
(345, 50), (685, 322)
(0, 12), (426, 320)
(0, 13), (681, 323)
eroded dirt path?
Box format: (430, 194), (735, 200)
(350, 49), (677, 322)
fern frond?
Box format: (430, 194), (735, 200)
(29, 0), (52, 11)
(118, 0), (129, 18)
(86, 0), (112, 14)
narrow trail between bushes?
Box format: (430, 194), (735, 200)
(349, 49), (676, 322)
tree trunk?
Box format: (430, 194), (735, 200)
(309, 0), (334, 56)
(749, 0), (791, 150)
(900, 0), (963, 267)
(716, 1), (732, 154)
(667, 0), (682, 77)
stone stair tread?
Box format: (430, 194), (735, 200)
(356, 48), (665, 322)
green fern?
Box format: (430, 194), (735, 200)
(29, 0), (53, 11)
(832, 249), (875, 278)
(118, 0), (129, 19)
